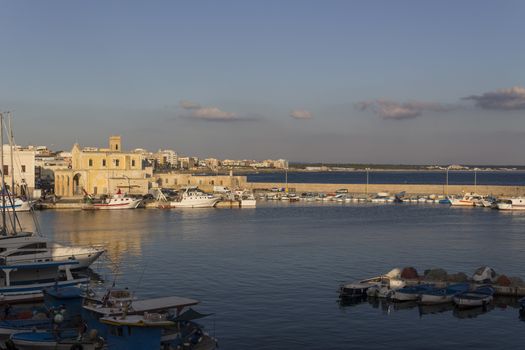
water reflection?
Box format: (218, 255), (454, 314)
(34, 211), (159, 266)
(339, 296), (520, 320)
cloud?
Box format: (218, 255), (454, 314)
(290, 109), (312, 120)
(355, 99), (455, 120)
(179, 100), (202, 110)
(463, 86), (525, 110)
(178, 100), (238, 121)
(191, 107), (236, 120)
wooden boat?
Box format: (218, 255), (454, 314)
(453, 286), (494, 308)
(419, 283), (469, 305)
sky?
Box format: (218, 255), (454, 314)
(1, 0), (525, 164)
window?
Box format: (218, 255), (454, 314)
(115, 159), (120, 167)
(88, 159), (93, 167)
(2, 165), (7, 176)
(102, 159), (106, 167)
(115, 144), (119, 151)
(131, 160), (135, 167)
(21, 165), (26, 173)
(21, 243), (46, 249)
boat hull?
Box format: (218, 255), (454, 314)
(90, 199), (142, 210)
(170, 198), (220, 208)
(0, 278), (89, 304)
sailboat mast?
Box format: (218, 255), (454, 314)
(8, 113), (16, 235)
(0, 113), (6, 234)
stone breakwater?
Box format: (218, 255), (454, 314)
(247, 182), (525, 196)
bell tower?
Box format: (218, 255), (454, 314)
(109, 135), (122, 152)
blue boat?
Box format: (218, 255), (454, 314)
(0, 286), (84, 343)
(453, 286), (494, 309)
(391, 284), (435, 301)
(419, 283), (470, 305)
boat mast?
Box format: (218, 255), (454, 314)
(8, 113), (17, 235)
(0, 113), (6, 235)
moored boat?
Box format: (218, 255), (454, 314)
(448, 193), (483, 207)
(84, 190), (142, 210)
(170, 187), (220, 208)
(496, 197), (525, 211)
(390, 284), (435, 302)
(419, 283), (469, 305)
(453, 286), (494, 309)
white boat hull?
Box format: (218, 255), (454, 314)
(52, 245), (105, 269)
(90, 199), (142, 210)
(170, 198), (220, 208)
(391, 291), (420, 301)
(240, 199), (256, 207)
(419, 294), (454, 305)
(453, 295), (493, 308)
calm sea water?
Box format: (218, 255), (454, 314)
(248, 170), (525, 186)
(22, 202), (525, 349)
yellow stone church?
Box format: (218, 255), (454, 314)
(54, 136), (150, 197)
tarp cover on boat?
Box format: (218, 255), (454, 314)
(172, 308), (213, 322)
(472, 266), (497, 283)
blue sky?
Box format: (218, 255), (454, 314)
(1, 0), (525, 164)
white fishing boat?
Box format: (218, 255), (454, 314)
(84, 189), (142, 210)
(448, 192), (483, 206)
(170, 187), (220, 208)
(240, 195), (256, 207)
(497, 197), (525, 211)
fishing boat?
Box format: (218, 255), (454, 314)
(496, 197), (525, 211)
(81, 289), (217, 349)
(170, 187), (220, 208)
(240, 193), (256, 207)
(448, 192), (483, 206)
(390, 284), (435, 302)
(419, 283), (469, 305)
(0, 286), (84, 343)
(453, 286), (494, 308)
(83, 189), (142, 210)
(0, 260), (88, 304)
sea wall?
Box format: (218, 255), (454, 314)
(246, 182), (525, 196)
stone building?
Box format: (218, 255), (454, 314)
(54, 136), (150, 197)
(1, 145), (36, 196)
(153, 172), (247, 192)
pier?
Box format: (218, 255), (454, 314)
(246, 182), (525, 197)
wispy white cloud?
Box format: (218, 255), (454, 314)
(463, 86), (525, 110)
(179, 100), (237, 121)
(355, 99), (455, 120)
(179, 100), (202, 110)
(290, 109), (312, 120)
(191, 107), (236, 120)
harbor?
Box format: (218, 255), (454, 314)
(32, 200), (525, 349)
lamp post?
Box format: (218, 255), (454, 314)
(446, 166), (449, 196)
(365, 168), (370, 196)
(474, 168), (477, 193)
(285, 167), (288, 193)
